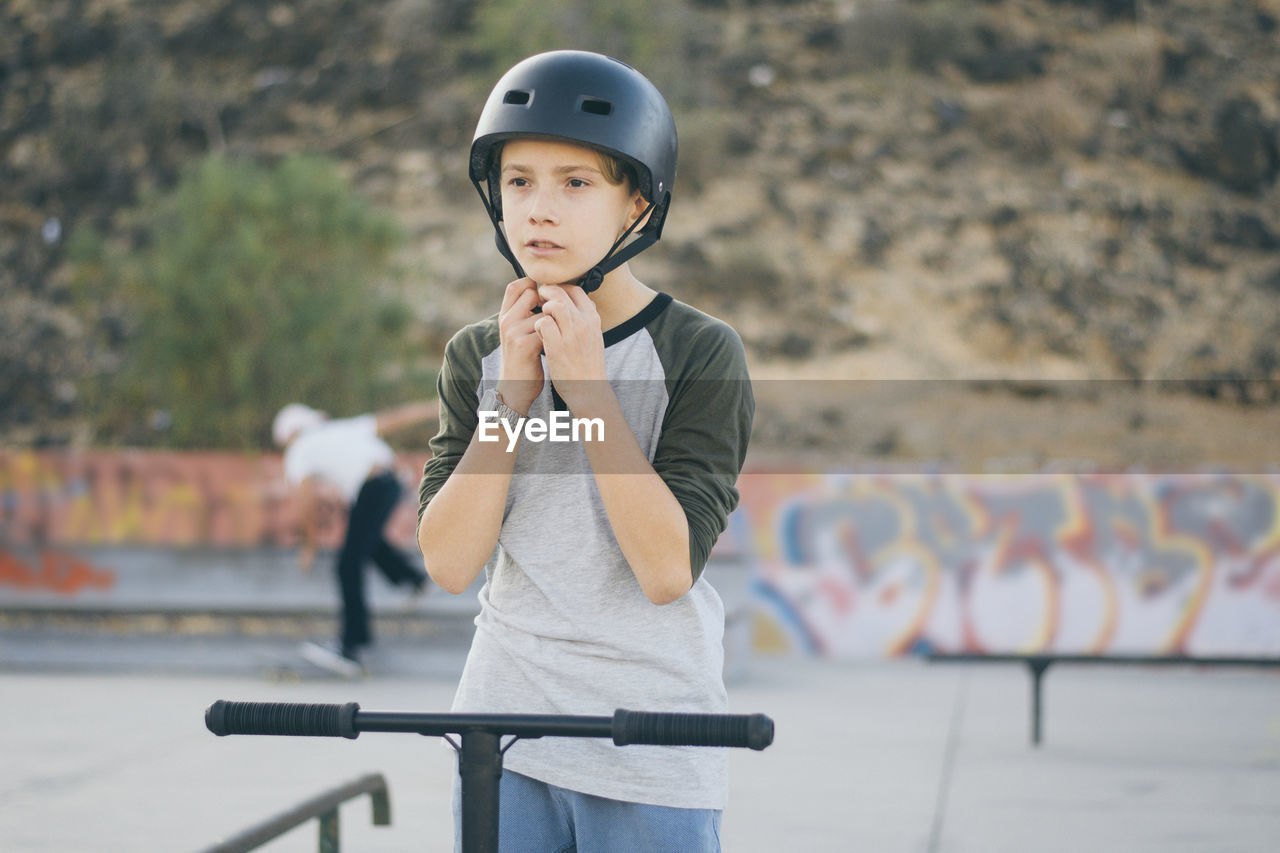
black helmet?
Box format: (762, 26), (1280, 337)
(470, 50), (678, 292)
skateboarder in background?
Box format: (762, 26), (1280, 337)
(273, 400), (436, 677)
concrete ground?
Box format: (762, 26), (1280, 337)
(1, 645), (1278, 853)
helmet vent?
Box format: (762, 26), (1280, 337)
(578, 97), (613, 116)
(503, 90), (531, 105)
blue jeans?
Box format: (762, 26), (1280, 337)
(452, 769), (722, 853)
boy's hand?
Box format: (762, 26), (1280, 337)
(534, 284), (608, 412)
(496, 277), (545, 413)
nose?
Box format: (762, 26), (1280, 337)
(526, 186), (559, 225)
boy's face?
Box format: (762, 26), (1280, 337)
(499, 139), (647, 287)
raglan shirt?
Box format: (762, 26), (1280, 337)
(418, 292), (754, 810)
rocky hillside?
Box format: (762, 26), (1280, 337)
(3, 0), (1278, 465)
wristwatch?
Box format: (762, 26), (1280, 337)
(479, 387), (523, 431)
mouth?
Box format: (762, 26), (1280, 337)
(525, 239), (565, 255)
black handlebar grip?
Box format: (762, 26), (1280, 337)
(612, 709), (774, 751)
(205, 700), (360, 739)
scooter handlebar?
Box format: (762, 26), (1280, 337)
(611, 709), (774, 751)
(204, 701), (776, 751)
(205, 700), (360, 739)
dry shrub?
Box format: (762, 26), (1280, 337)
(1071, 22), (1166, 115)
(971, 79), (1096, 162)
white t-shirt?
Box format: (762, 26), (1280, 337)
(283, 414), (395, 503)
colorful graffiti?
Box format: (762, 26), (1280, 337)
(735, 472), (1280, 658)
(0, 450), (431, 594)
(6, 451), (1280, 656)
(0, 548), (116, 595)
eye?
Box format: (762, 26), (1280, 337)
(506, 177), (530, 188)
(567, 178), (590, 188)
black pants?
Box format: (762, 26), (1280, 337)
(337, 471), (422, 651)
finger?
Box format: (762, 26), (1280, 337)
(537, 284), (581, 322)
(536, 293), (568, 319)
(505, 312), (540, 336)
(503, 321), (545, 360)
(561, 285), (600, 327)
(559, 283), (594, 310)
(500, 277), (538, 313)
(536, 283), (566, 305)
(500, 290), (541, 332)
(533, 314), (562, 350)
(544, 285), (600, 336)
(505, 317), (542, 342)
(512, 286), (542, 317)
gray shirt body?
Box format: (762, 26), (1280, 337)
(420, 293), (753, 809)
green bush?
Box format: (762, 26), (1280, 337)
(70, 154), (414, 449)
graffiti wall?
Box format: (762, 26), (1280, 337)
(4, 451), (1280, 658)
(0, 449), (429, 595)
(734, 472), (1280, 658)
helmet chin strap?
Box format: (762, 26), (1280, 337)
(577, 200), (656, 294)
(473, 178), (527, 279)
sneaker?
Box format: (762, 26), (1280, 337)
(299, 640), (365, 679)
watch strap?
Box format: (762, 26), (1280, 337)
(479, 387), (523, 431)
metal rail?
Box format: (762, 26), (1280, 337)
(927, 653), (1280, 746)
(199, 772), (390, 853)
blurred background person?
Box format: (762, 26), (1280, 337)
(273, 400), (437, 677)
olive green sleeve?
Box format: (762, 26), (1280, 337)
(650, 313), (754, 582)
(416, 318), (498, 525)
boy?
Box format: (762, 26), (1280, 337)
(417, 51), (753, 850)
